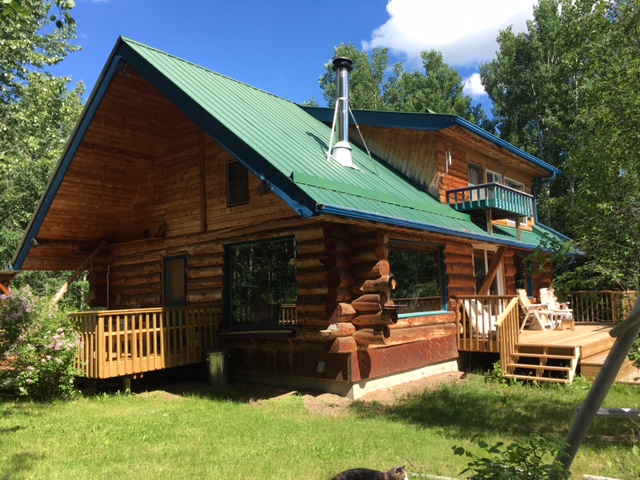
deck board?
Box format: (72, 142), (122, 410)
(519, 324), (613, 349)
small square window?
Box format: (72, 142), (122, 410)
(227, 161), (249, 206)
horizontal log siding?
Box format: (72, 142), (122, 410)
(352, 126), (439, 197)
(444, 241), (476, 297)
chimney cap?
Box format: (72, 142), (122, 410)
(332, 57), (353, 72)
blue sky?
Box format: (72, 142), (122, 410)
(53, 0), (538, 108)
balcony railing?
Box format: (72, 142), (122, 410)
(564, 291), (637, 324)
(71, 305), (221, 379)
(446, 183), (534, 218)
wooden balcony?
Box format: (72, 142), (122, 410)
(446, 183), (533, 219)
(72, 305), (221, 379)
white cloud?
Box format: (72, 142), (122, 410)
(364, 0), (538, 67)
(463, 72), (486, 98)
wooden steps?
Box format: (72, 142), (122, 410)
(503, 326), (636, 385)
(503, 345), (579, 384)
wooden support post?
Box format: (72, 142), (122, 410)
(53, 240), (107, 304)
(477, 246), (507, 296)
(199, 130), (208, 233)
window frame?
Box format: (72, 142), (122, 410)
(226, 160), (249, 207)
(467, 163), (484, 185)
(224, 236), (297, 329)
(388, 239), (447, 318)
(504, 177), (529, 226)
(486, 170), (503, 184)
(162, 254), (188, 307)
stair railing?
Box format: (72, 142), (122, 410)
(495, 296), (520, 377)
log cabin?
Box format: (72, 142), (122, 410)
(4, 37), (576, 397)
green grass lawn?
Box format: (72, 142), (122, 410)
(0, 373), (638, 479)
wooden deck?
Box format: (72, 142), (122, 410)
(456, 293), (639, 384)
(509, 324), (637, 383)
(519, 324), (614, 358)
(72, 305), (221, 379)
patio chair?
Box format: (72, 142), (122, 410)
(540, 288), (575, 330)
(463, 299), (498, 338)
(517, 289), (555, 332)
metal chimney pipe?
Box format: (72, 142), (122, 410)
(331, 57), (353, 168)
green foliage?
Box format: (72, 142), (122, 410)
(484, 361), (505, 384)
(0, 0), (75, 29)
(0, 286), (82, 400)
(629, 336), (640, 371)
(318, 43), (485, 123)
(482, 0), (640, 291)
(0, 0), (84, 301)
(319, 43), (389, 110)
(454, 435), (570, 480)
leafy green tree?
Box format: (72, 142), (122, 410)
(384, 50), (486, 124)
(0, 0), (75, 28)
(483, 0), (640, 290)
(479, 0), (592, 230)
(564, 0), (640, 290)
(0, 0), (83, 280)
(319, 43), (389, 110)
(319, 43), (485, 124)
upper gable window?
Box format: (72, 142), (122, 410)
(227, 161), (249, 206)
(468, 163), (484, 185)
(486, 170), (502, 184)
(505, 177), (525, 192)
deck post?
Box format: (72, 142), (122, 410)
(555, 297), (640, 476)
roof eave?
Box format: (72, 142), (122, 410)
(9, 38), (129, 271)
(10, 38), (319, 270)
(316, 204), (543, 250)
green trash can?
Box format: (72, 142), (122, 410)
(207, 349), (228, 387)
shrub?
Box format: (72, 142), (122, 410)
(0, 286), (82, 400)
(453, 434), (570, 480)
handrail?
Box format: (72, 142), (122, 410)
(456, 295), (515, 354)
(446, 183), (534, 217)
(564, 290), (637, 324)
(71, 305), (221, 379)
(496, 297), (520, 377)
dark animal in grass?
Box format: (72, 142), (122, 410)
(331, 465), (407, 480)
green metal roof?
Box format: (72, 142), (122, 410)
(10, 37), (567, 270)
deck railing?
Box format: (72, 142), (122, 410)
(457, 295), (515, 354)
(71, 305), (221, 379)
(446, 183), (534, 217)
(564, 291), (637, 324)
(495, 297), (521, 376)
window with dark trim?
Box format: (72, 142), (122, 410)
(227, 237), (296, 326)
(227, 160), (249, 206)
(514, 254), (533, 296)
(388, 240), (445, 315)
(468, 163), (484, 185)
(163, 254), (187, 307)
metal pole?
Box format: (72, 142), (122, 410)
(555, 298), (640, 475)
